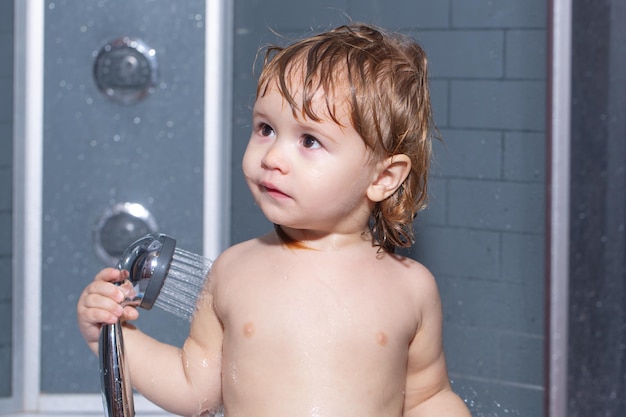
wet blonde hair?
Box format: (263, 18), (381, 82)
(257, 23), (435, 252)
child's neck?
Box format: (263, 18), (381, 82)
(275, 224), (374, 251)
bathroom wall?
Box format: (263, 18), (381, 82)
(0, 0), (14, 399)
(229, 1), (546, 416)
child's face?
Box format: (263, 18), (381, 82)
(242, 82), (379, 235)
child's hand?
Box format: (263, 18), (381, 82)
(76, 268), (140, 352)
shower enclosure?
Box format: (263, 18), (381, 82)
(2, 0), (625, 416)
(6, 0), (232, 414)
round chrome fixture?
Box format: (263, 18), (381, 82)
(93, 37), (158, 104)
(93, 202), (159, 266)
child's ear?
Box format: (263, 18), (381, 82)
(367, 154), (411, 203)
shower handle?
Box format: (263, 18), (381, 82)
(100, 321), (135, 417)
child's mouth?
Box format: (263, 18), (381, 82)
(261, 182), (290, 199)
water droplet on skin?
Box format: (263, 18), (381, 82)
(229, 361), (238, 385)
(309, 405), (323, 417)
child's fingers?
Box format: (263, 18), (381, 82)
(81, 279), (126, 306)
(94, 267), (129, 284)
(78, 271), (140, 322)
(77, 268), (136, 349)
(78, 287), (124, 319)
(122, 305), (140, 321)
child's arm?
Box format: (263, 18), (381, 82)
(118, 284), (223, 416)
(402, 268), (471, 417)
(77, 267), (224, 416)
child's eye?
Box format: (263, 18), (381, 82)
(258, 123), (274, 137)
(302, 134), (321, 149)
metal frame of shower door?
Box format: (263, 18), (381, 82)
(546, 0), (572, 417)
(8, 0), (232, 415)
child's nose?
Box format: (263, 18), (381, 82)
(261, 141), (289, 173)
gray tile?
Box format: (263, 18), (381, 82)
(506, 29), (547, 80)
(501, 232), (545, 284)
(0, 298), (11, 345)
(0, 0), (13, 35)
(444, 324), (500, 378)
(0, 343), (10, 397)
(413, 30), (504, 79)
(0, 124), (11, 167)
(430, 80), (449, 128)
(450, 80), (547, 131)
(503, 131), (547, 182)
(0, 213), (10, 255)
(0, 257), (10, 301)
(0, 167), (10, 211)
(0, 34), (13, 77)
(0, 78), (11, 124)
(451, 0), (546, 29)
(500, 332), (545, 385)
(236, 0), (350, 32)
(448, 179), (545, 233)
(348, 0), (451, 29)
(417, 176), (447, 226)
(438, 276), (544, 334)
(451, 376), (545, 417)
(436, 129), (503, 180)
(414, 226), (500, 280)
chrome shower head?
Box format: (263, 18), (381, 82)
(115, 232), (176, 310)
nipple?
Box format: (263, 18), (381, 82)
(376, 331), (388, 347)
(243, 322), (256, 338)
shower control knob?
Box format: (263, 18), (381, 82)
(93, 202), (159, 266)
(94, 37), (158, 104)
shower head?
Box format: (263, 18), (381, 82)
(115, 233), (176, 310)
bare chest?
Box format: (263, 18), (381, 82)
(217, 257), (417, 352)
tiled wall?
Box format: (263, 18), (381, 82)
(230, 1), (546, 416)
(0, 0), (14, 399)
(411, 2), (546, 415)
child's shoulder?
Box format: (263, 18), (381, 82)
(383, 252), (440, 298)
(211, 232), (277, 270)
